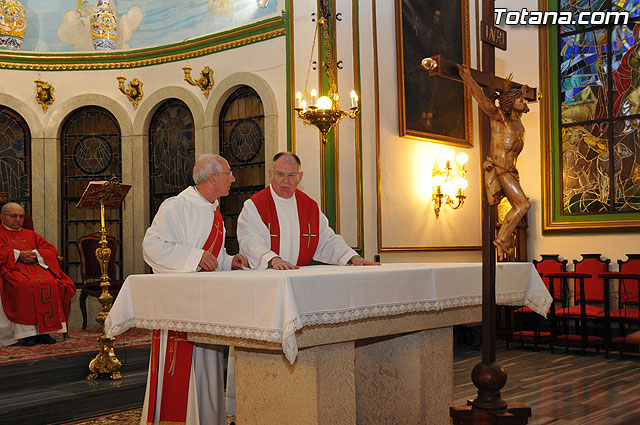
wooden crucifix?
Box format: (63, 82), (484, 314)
(422, 2), (536, 424)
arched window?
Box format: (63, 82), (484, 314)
(219, 86), (265, 254)
(61, 106), (122, 282)
(149, 99), (195, 219)
(0, 106), (30, 213)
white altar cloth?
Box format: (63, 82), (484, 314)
(105, 263), (550, 363)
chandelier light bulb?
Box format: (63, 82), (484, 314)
(454, 176), (468, 190)
(442, 181), (455, 197)
(456, 152), (469, 166)
(316, 96), (332, 110)
(350, 90), (358, 108)
(295, 92), (302, 109)
(432, 174), (445, 187)
(301, 99), (307, 112)
(440, 150), (455, 168)
(310, 89), (317, 107)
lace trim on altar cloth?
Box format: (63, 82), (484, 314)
(104, 291), (552, 364)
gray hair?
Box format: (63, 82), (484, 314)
(192, 154), (224, 184)
(273, 152), (301, 166)
(1, 202), (24, 214)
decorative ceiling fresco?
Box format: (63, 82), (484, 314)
(18, 0), (277, 52)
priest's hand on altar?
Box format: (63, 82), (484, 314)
(18, 250), (37, 264)
(231, 253), (249, 270)
(268, 256), (299, 270)
(348, 255), (380, 266)
(198, 250), (219, 271)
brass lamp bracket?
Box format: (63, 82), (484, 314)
(116, 75), (143, 109)
(34, 78), (55, 113)
(183, 63), (214, 98)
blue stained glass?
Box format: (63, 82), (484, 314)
(561, 0), (608, 12)
(561, 30), (608, 115)
(614, 0), (640, 18)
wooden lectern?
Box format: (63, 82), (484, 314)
(77, 177), (131, 380)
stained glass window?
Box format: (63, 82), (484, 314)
(557, 0), (640, 215)
(149, 99), (195, 219)
(61, 107), (122, 283)
(219, 86), (265, 254)
(0, 106), (30, 213)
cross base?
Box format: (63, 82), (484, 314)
(451, 403), (531, 425)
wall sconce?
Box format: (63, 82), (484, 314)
(116, 74), (143, 109)
(432, 150), (468, 217)
(183, 61), (214, 99)
(34, 76), (54, 113)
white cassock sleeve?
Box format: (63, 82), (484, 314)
(143, 196), (233, 273)
(236, 200), (277, 270)
(237, 198), (357, 269)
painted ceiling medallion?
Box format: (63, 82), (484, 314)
(0, 0), (26, 50)
(90, 0), (117, 51)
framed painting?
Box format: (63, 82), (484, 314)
(395, 0), (472, 147)
(540, 0), (640, 232)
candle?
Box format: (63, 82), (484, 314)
(350, 90), (358, 108)
(310, 89), (317, 107)
(301, 100), (307, 112)
(295, 92), (302, 109)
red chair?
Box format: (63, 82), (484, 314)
(509, 255), (567, 349)
(601, 254), (640, 356)
(553, 254), (610, 354)
(76, 232), (124, 330)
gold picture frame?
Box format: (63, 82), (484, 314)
(394, 0), (472, 148)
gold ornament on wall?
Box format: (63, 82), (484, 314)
(116, 74), (143, 109)
(182, 62), (214, 98)
(34, 77), (54, 113)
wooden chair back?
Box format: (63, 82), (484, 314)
(533, 254), (567, 302)
(76, 232), (119, 282)
(574, 254), (610, 303)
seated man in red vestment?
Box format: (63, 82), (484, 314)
(0, 203), (76, 346)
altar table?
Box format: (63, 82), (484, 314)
(105, 263), (550, 425)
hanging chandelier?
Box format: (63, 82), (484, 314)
(294, 3), (359, 144)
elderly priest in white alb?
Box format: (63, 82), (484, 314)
(237, 152), (377, 270)
(142, 153), (248, 425)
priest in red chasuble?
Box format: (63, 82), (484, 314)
(142, 154), (248, 425)
(237, 152), (377, 270)
(0, 203), (76, 347)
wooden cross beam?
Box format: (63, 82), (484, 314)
(421, 55), (537, 102)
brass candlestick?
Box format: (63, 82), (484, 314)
(87, 201), (122, 380)
(77, 177), (131, 380)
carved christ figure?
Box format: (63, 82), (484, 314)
(457, 64), (531, 257)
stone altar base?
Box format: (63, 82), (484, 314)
(233, 327), (452, 425)
(192, 306), (479, 425)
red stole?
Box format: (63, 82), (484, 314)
(146, 210), (224, 425)
(0, 227), (75, 333)
(250, 187), (320, 266)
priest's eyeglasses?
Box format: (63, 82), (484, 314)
(3, 213), (24, 219)
(215, 171), (233, 177)
(274, 171), (300, 180)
